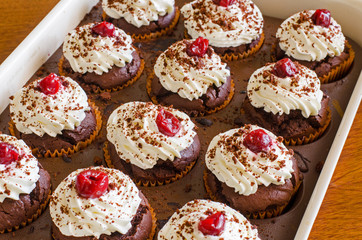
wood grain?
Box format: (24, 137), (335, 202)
(0, 0), (361, 239)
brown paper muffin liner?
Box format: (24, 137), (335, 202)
(203, 170), (302, 219)
(58, 55), (145, 93)
(147, 205), (157, 240)
(102, 8), (180, 42)
(271, 41), (355, 84)
(184, 31), (265, 61)
(9, 101), (102, 158)
(146, 70), (235, 117)
(284, 108), (332, 146)
(103, 141), (196, 187)
(0, 188), (51, 234)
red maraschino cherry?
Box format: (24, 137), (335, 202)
(213, 0), (236, 7)
(0, 142), (19, 165)
(156, 108), (181, 137)
(272, 58), (299, 78)
(243, 129), (272, 154)
(75, 170), (109, 199)
(187, 37), (209, 57)
(92, 21), (115, 37)
(198, 212), (226, 236)
(38, 73), (61, 95)
(312, 9), (331, 28)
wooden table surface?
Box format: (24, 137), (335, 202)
(0, 0), (361, 239)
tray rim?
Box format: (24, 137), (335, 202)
(0, 0), (361, 239)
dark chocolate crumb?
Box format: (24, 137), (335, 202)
(99, 92), (112, 101)
(28, 226), (35, 234)
(62, 154), (72, 163)
(93, 156), (103, 166)
(240, 90), (247, 94)
(184, 184), (192, 193)
(195, 118), (213, 126)
(234, 117), (244, 126)
(315, 160), (325, 173)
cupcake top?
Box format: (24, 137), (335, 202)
(276, 9), (345, 61)
(107, 101), (196, 169)
(10, 74), (90, 137)
(154, 38), (230, 101)
(0, 134), (40, 202)
(102, 0), (175, 28)
(205, 125), (294, 196)
(50, 166), (141, 238)
(158, 199), (260, 239)
(247, 59), (324, 118)
(181, 0), (263, 48)
(63, 22), (135, 75)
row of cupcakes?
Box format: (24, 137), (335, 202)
(9, 55), (331, 161)
(57, 0), (355, 96)
(1, 118), (301, 239)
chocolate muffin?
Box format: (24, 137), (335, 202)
(158, 199), (261, 239)
(243, 58), (331, 145)
(59, 22), (144, 93)
(181, 0), (264, 60)
(274, 9), (355, 83)
(50, 166), (156, 240)
(105, 101), (200, 186)
(9, 74), (101, 157)
(102, 0), (180, 40)
(0, 134), (51, 233)
(204, 125), (303, 219)
(147, 38), (234, 116)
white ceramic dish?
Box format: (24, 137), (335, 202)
(0, 0), (361, 239)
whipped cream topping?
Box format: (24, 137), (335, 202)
(10, 76), (90, 137)
(205, 125), (294, 196)
(63, 22), (135, 75)
(276, 10), (345, 61)
(50, 166), (141, 238)
(154, 39), (230, 100)
(158, 199), (260, 240)
(247, 62), (323, 118)
(181, 0), (264, 48)
(0, 134), (40, 203)
(107, 101), (196, 169)
(102, 0), (175, 28)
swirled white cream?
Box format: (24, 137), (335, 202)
(158, 199), (260, 240)
(181, 0), (263, 48)
(102, 0), (175, 28)
(0, 134), (40, 202)
(10, 76), (90, 137)
(205, 125), (294, 196)
(107, 101), (196, 169)
(154, 39), (230, 100)
(247, 62), (323, 118)
(276, 10), (345, 61)
(50, 166), (141, 238)
(63, 22), (135, 75)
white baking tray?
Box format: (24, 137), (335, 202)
(0, 0), (361, 239)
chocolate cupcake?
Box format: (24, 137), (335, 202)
(204, 125), (303, 219)
(0, 134), (51, 233)
(50, 166), (156, 240)
(274, 9), (355, 83)
(59, 22), (144, 93)
(147, 38), (234, 116)
(243, 58), (331, 145)
(158, 199), (260, 239)
(102, 0), (180, 41)
(105, 101), (200, 186)
(181, 0), (264, 60)
(9, 73), (102, 157)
